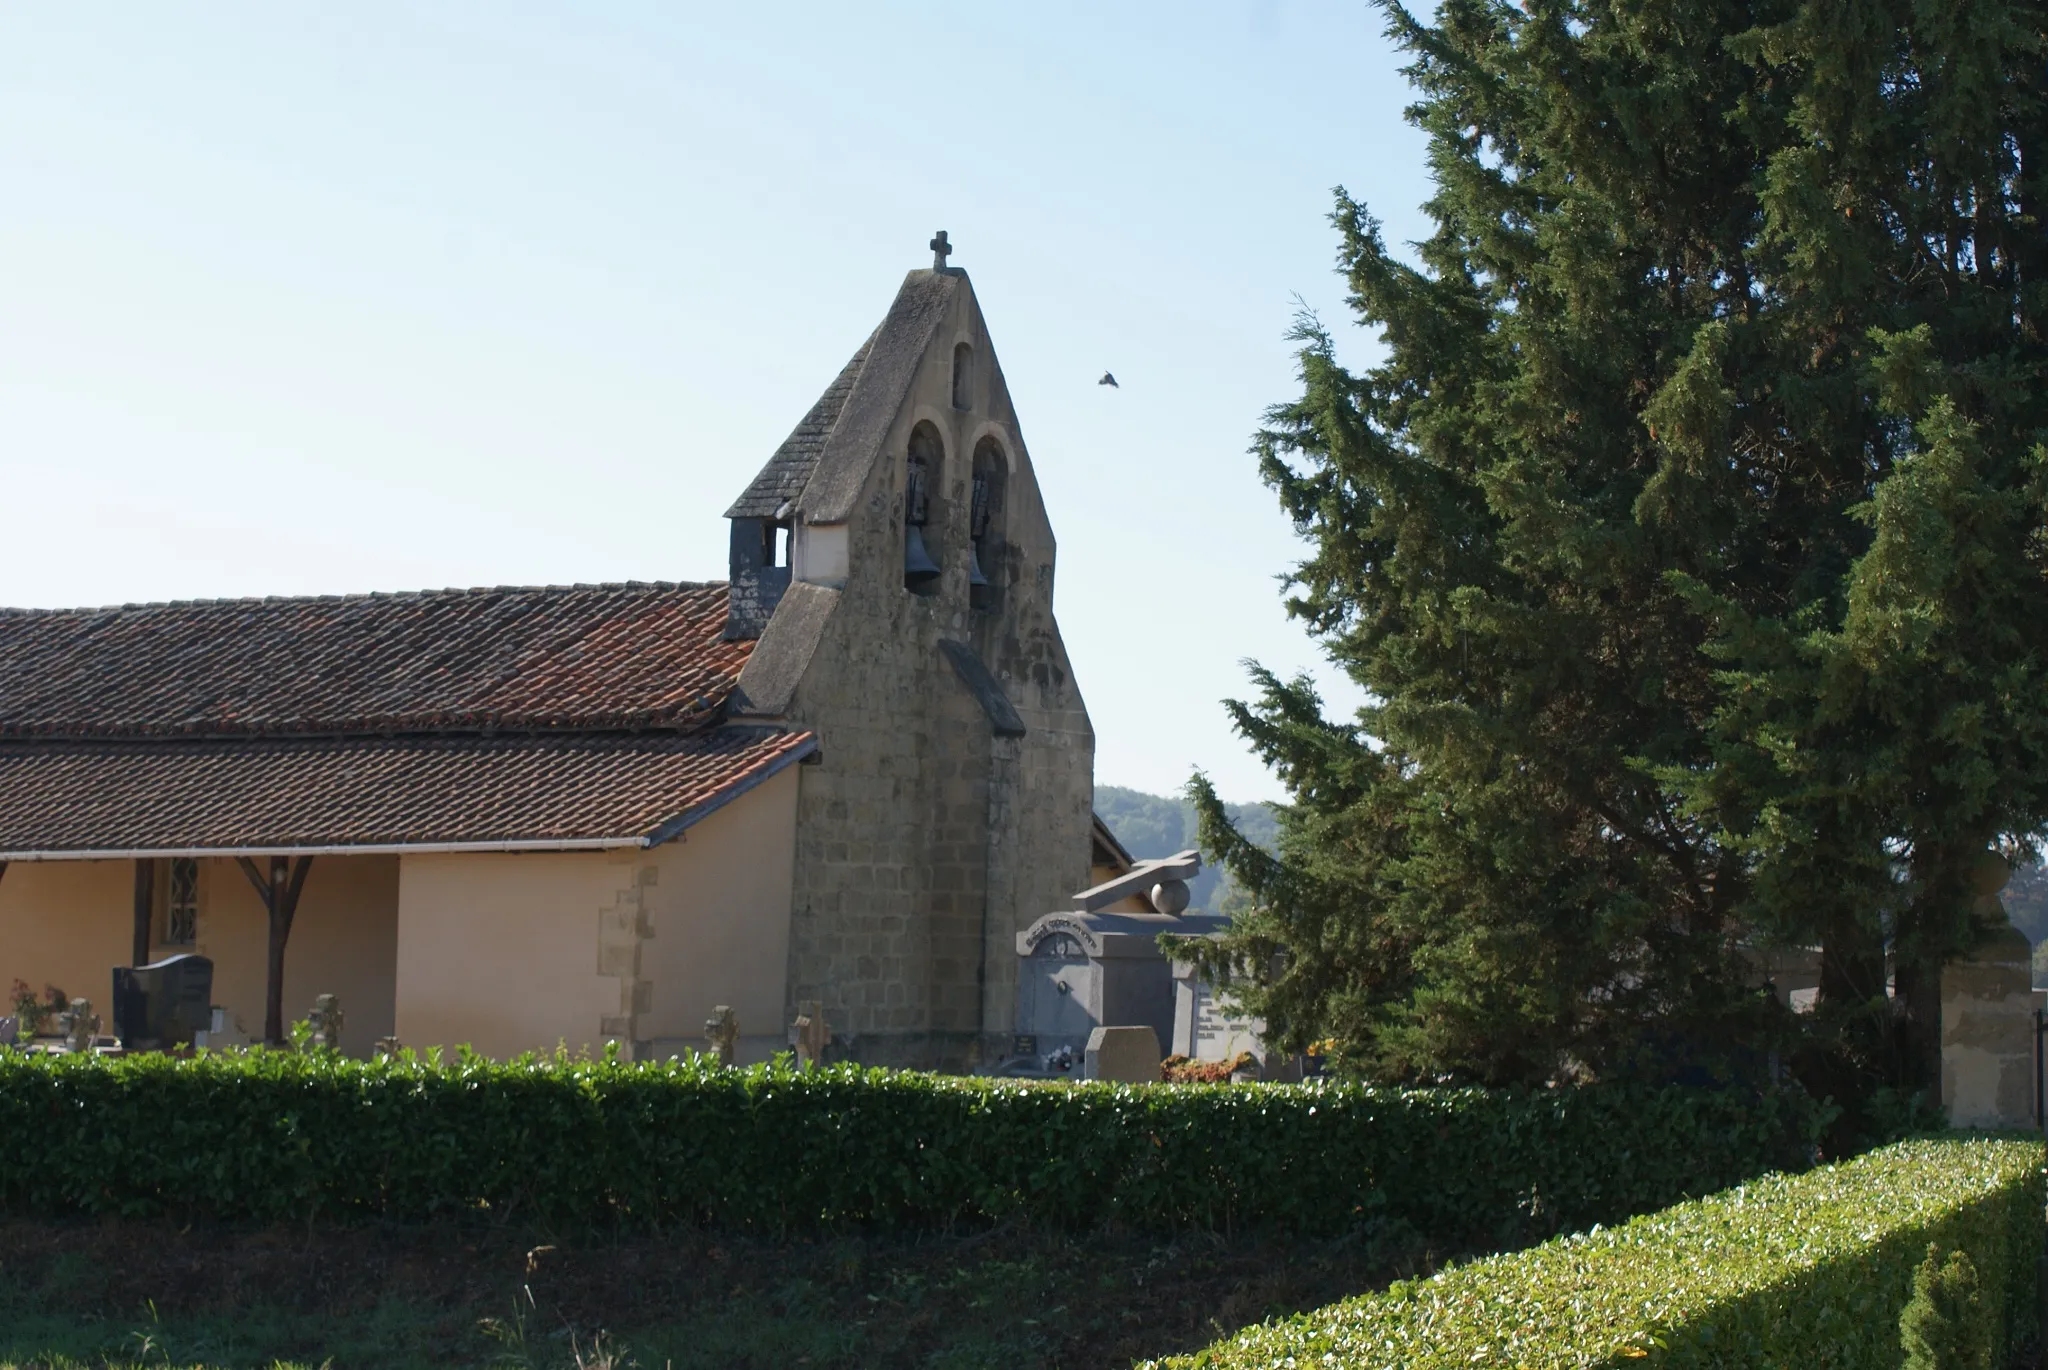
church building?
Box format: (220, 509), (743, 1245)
(0, 238), (1098, 1069)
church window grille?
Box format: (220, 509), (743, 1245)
(951, 343), (972, 410)
(165, 858), (198, 946)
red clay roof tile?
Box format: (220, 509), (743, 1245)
(0, 581), (812, 853)
(0, 582), (750, 740)
(0, 729), (815, 855)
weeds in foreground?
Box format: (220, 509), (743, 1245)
(1, 1217), (1419, 1370)
(479, 1251), (634, 1370)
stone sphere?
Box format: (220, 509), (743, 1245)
(1971, 850), (2012, 896)
(1150, 879), (1190, 916)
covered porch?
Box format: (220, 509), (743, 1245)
(0, 729), (816, 1061)
(0, 852), (396, 1055)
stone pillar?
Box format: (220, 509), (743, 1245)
(1940, 855), (2037, 1131)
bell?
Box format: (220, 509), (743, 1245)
(968, 543), (990, 590)
(903, 524), (942, 588)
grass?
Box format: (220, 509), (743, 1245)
(0, 1214), (1443, 1369)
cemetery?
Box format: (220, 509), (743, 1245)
(0, 781), (2044, 1366)
(0, 976), (2041, 1366)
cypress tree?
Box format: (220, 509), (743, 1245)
(1189, 0), (2048, 1098)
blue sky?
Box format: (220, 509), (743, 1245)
(0, 3), (1431, 803)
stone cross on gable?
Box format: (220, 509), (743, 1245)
(703, 1004), (739, 1067)
(790, 1000), (829, 1070)
(930, 230), (951, 270)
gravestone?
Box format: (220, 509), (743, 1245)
(62, 998), (99, 1054)
(195, 1006), (249, 1050)
(1014, 908), (1226, 1062)
(1747, 946), (1823, 1015)
(1085, 1025), (1161, 1083)
(1941, 854), (2035, 1130)
(0, 1016), (16, 1048)
(1169, 960), (1270, 1070)
(306, 994), (344, 1052)
(704, 1005), (739, 1067)
(790, 1001), (829, 1070)
(112, 954), (214, 1050)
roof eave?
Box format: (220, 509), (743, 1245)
(0, 835), (654, 862)
(642, 732), (818, 846)
(0, 732), (821, 863)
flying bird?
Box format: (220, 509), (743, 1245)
(1098, 372), (1119, 388)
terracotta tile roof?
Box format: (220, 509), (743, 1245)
(0, 730), (816, 856)
(0, 582), (750, 740)
(724, 334), (875, 520)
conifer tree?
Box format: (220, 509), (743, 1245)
(1899, 1244), (1991, 1370)
(1189, 0), (2048, 1095)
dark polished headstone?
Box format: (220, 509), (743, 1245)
(112, 954), (213, 1051)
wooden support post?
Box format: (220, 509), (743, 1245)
(237, 854), (314, 1044)
(131, 858), (156, 967)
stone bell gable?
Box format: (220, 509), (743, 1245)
(725, 243), (1095, 1067)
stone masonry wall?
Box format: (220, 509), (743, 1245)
(778, 272), (1094, 1067)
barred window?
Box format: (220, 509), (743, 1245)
(165, 859), (198, 946)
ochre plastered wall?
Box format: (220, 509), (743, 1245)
(638, 764), (799, 1062)
(0, 855), (398, 1056)
(396, 849), (631, 1059)
(395, 768), (799, 1061)
(0, 860), (130, 1022)
(781, 278), (1095, 1066)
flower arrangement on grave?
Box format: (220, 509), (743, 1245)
(10, 980), (65, 1039)
(1159, 1051), (1257, 1084)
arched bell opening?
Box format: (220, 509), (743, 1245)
(969, 437), (1007, 613)
(903, 422), (945, 596)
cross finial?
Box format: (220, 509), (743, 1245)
(929, 230), (952, 271)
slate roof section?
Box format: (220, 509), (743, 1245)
(0, 582), (751, 741)
(0, 729), (817, 856)
(725, 334), (877, 520)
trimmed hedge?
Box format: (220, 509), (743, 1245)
(0, 1050), (1816, 1236)
(1151, 1135), (2044, 1369)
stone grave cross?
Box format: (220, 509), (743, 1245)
(703, 1005), (739, 1067)
(62, 998), (98, 1055)
(307, 994), (344, 1052)
(791, 1000), (829, 1070)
